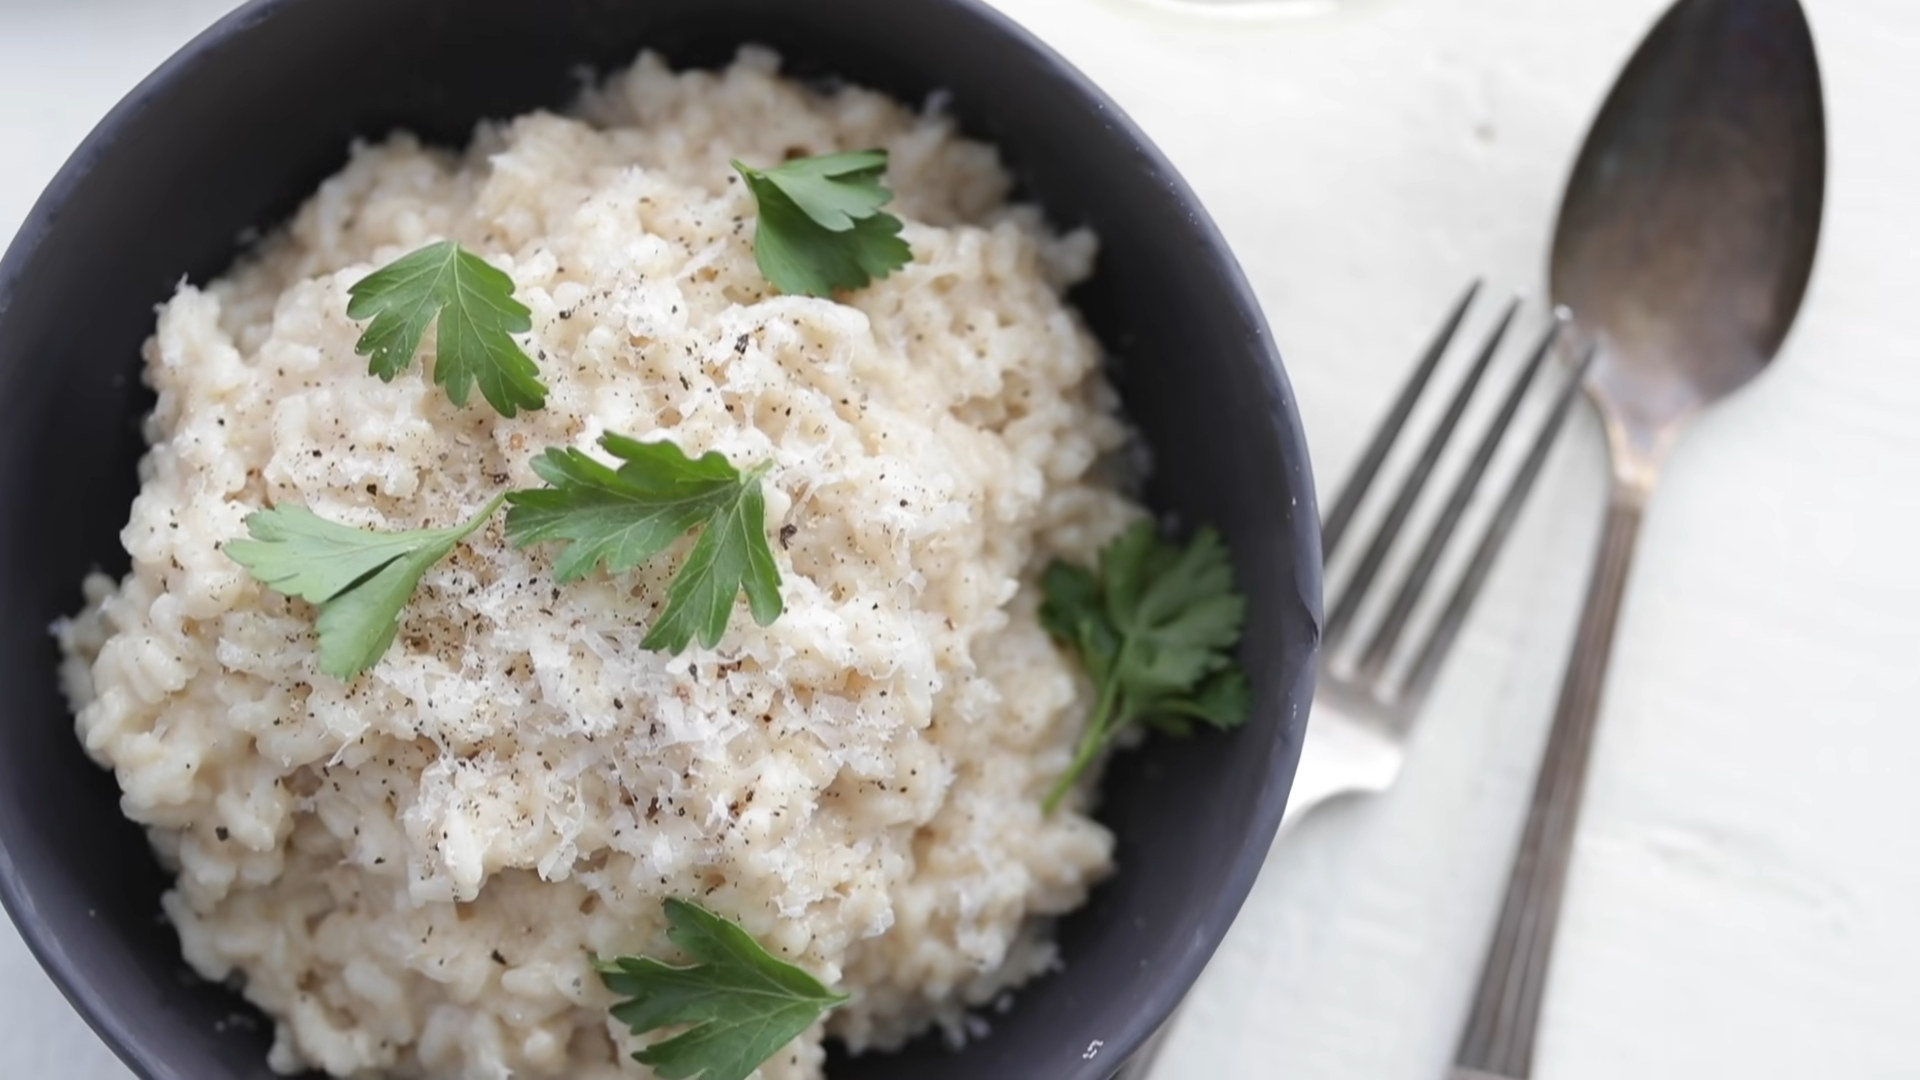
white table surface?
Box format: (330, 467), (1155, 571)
(4, 1), (1917, 1078)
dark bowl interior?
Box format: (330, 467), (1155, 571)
(0, 0), (1322, 1077)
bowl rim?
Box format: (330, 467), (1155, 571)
(0, 0), (1323, 1076)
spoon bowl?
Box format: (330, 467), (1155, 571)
(1552, 0), (1825, 457)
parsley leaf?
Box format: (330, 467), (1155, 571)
(504, 434), (783, 653)
(225, 494), (505, 680)
(1040, 522), (1251, 811)
(599, 899), (847, 1080)
(346, 240), (547, 416)
(734, 150), (912, 297)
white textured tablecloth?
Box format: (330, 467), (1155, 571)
(4, 1), (1917, 1078)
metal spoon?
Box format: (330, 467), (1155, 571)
(1450, 1), (1825, 1077)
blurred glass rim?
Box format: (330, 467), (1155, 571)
(1117, 0), (1346, 21)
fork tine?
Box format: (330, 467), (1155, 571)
(1353, 316), (1567, 685)
(1398, 342), (1597, 713)
(1324, 298), (1520, 646)
(1322, 281), (1481, 558)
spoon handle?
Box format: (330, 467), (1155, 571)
(1448, 474), (1651, 1079)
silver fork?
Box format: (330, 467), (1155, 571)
(1294, 284), (1594, 820)
(1114, 283), (1594, 1080)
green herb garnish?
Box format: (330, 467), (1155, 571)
(347, 240), (547, 417)
(733, 150), (912, 297)
(1039, 522), (1251, 811)
(599, 899), (847, 1080)
(226, 495), (504, 680)
(504, 434), (783, 653)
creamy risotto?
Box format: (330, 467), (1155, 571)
(55, 48), (1139, 1079)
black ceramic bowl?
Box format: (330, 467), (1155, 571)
(0, 1), (1321, 1077)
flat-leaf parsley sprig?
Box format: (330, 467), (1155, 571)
(504, 434), (783, 654)
(226, 494), (505, 680)
(1040, 522), (1252, 811)
(347, 240), (548, 417)
(224, 438), (789, 679)
(599, 899), (847, 1080)
(734, 150), (912, 297)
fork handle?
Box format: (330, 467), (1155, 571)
(1450, 476), (1650, 1078)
